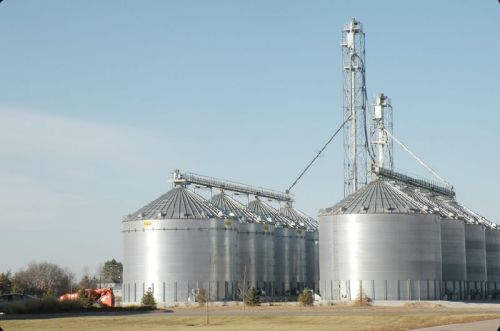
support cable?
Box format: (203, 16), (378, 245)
(286, 116), (351, 194)
(383, 128), (452, 189)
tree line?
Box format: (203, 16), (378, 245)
(0, 259), (123, 297)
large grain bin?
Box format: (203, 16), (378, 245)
(319, 179), (442, 301)
(122, 186), (239, 306)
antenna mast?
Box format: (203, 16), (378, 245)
(342, 18), (368, 196)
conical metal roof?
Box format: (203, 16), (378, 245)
(398, 181), (496, 226)
(211, 192), (258, 222)
(280, 203), (318, 230)
(248, 198), (297, 228)
(323, 179), (427, 215)
(125, 186), (223, 221)
(323, 176), (498, 228)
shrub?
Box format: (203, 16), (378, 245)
(244, 287), (260, 306)
(298, 288), (314, 306)
(350, 292), (372, 307)
(195, 288), (207, 305)
(141, 288), (156, 308)
(78, 289), (97, 308)
(3, 298), (158, 314)
(4, 296), (84, 314)
(58, 299), (85, 311)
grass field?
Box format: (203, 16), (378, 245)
(2, 304), (500, 331)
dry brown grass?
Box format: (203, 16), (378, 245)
(2, 306), (500, 331)
(403, 302), (445, 309)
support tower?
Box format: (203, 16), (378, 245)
(342, 18), (368, 196)
(371, 93), (393, 170)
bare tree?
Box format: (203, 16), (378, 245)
(78, 267), (98, 289)
(0, 272), (12, 294)
(12, 262), (75, 297)
(238, 263), (251, 310)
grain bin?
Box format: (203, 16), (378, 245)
(280, 202), (319, 292)
(248, 197), (305, 295)
(122, 186), (239, 306)
(319, 179), (442, 301)
(212, 192), (275, 295)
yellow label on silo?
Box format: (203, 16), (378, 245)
(143, 221), (152, 227)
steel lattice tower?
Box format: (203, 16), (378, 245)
(342, 19), (368, 196)
(370, 93), (394, 172)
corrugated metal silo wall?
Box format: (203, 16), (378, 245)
(441, 219), (467, 281)
(464, 224), (487, 282)
(440, 219), (467, 299)
(305, 230), (319, 292)
(274, 227), (294, 295)
(122, 218), (239, 306)
(486, 229), (500, 281)
(238, 222), (275, 294)
(293, 228), (307, 292)
(319, 213), (442, 301)
(319, 214), (334, 298)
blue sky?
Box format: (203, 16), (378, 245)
(1, 0), (499, 276)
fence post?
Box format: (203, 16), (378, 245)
(372, 280), (375, 301)
(359, 280), (363, 303)
(271, 282), (274, 302)
(174, 281), (178, 302)
(347, 280), (351, 301)
(397, 280), (400, 300)
(407, 280), (411, 300)
(385, 280), (387, 300)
